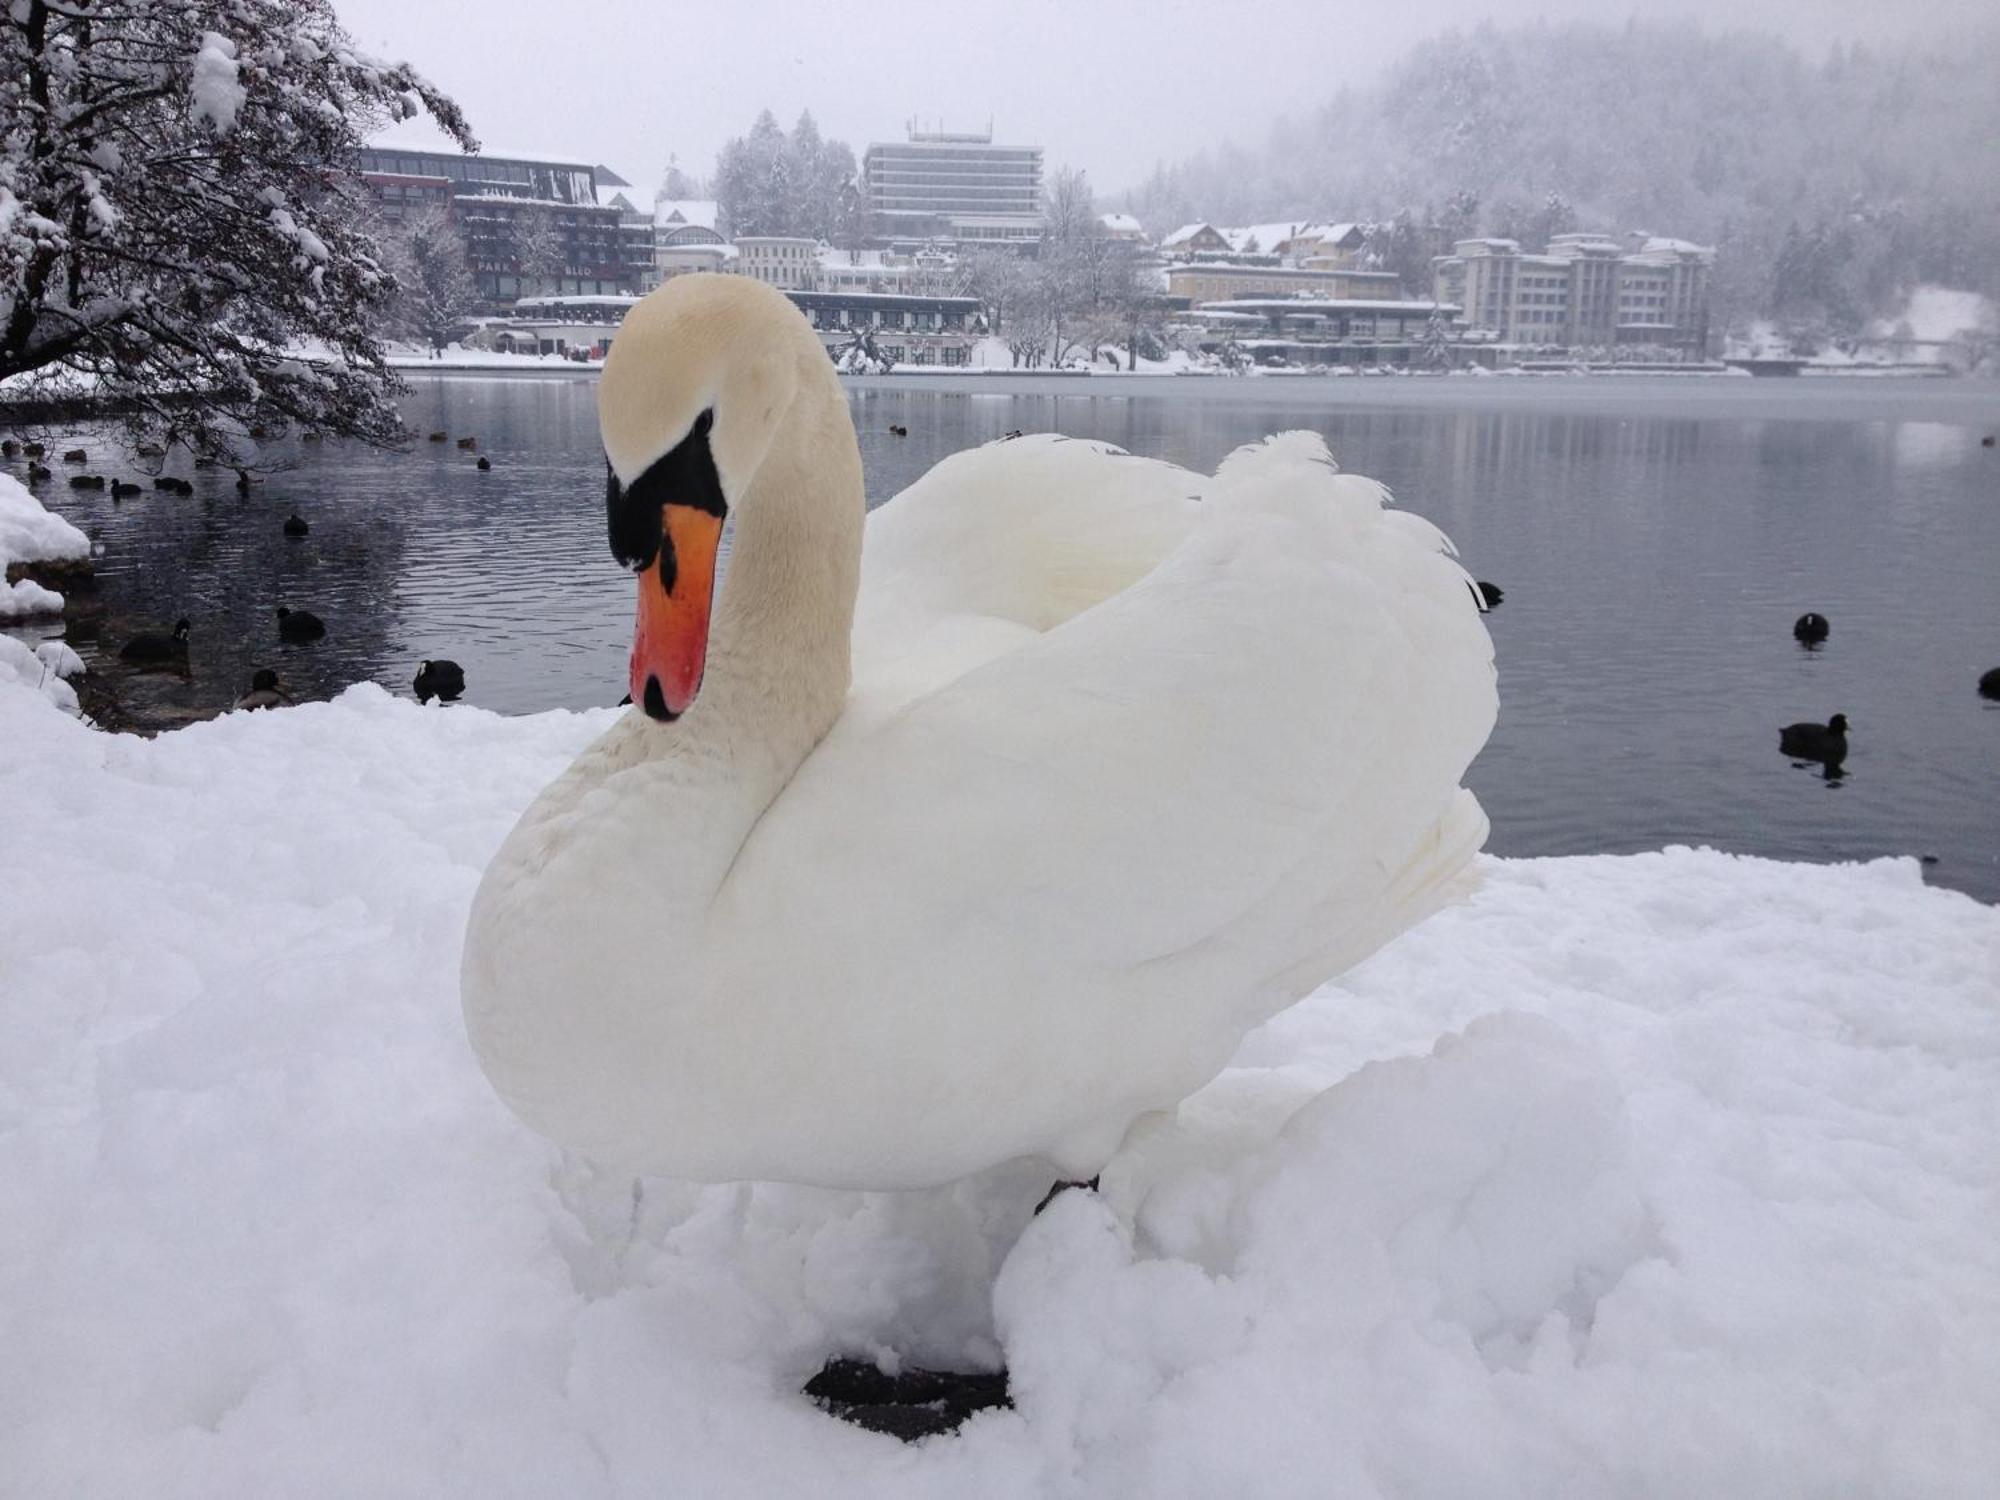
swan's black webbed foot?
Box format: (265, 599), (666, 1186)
(1032, 1175), (1100, 1216)
(805, 1357), (1010, 1441)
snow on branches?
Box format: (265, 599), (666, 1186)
(0, 0), (475, 457)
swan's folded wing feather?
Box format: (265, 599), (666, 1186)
(721, 436), (1496, 1073)
(856, 434), (1201, 634)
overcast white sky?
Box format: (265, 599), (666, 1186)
(335, 0), (1993, 197)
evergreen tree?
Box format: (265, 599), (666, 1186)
(658, 156), (702, 202)
(712, 108), (858, 241)
(1420, 308), (1454, 369)
(1124, 20), (2000, 333)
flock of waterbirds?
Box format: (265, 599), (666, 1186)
(4, 430), (484, 716)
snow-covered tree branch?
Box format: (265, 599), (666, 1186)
(0, 0), (474, 456)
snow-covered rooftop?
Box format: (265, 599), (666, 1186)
(1161, 222), (1221, 248)
(655, 199), (720, 232)
(1098, 212), (1144, 236)
(1629, 235), (1716, 259)
(1222, 221), (1359, 255)
(365, 124), (598, 172)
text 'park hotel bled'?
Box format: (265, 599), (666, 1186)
(862, 125), (1044, 253)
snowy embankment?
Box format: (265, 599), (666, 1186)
(0, 471), (90, 621)
(1, 681), (1996, 1498)
(384, 343), (599, 374)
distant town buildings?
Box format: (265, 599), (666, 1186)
(1432, 233), (1713, 355)
(649, 200), (731, 287)
(1190, 298), (1462, 367)
(356, 142), (651, 301)
(1166, 264), (1403, 305)
(1160, 222), (1367, 267)
(862, 126), (1044, 252)
(359, 127), (1717, 368)
(733, 236), (821, 291)
(790, 292), (983, 366)
(472, 288), (982, 368)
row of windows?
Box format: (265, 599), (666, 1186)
(864, 175), (1040, 189)
(824, 343), (973, 367)
(864, 150), (1041, 167)
(799, 305), (970, 330)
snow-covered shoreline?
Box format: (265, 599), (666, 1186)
(2, 678), (1995, 1496)
(0, 471), (90, 621)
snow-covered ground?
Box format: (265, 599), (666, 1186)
(0, 471), (91, 621)
(384, 342), (598, 373)
(2, 681), (1996, 1498)
(1871, 286), (1996, 348)
(1732, 286), (1996, 371)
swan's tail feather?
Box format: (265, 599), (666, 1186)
(1213, 429), (1340, 483)
(1262, 787), (1491, 1009)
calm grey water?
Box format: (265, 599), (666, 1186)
(16, 372), (2000, 904)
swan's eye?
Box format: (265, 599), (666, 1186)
(693, 409), (714, 438)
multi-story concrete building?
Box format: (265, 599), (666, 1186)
(792, 292), (983, 366)
(1189, 297), (1461, 367)
(1432, 232), (1713, 354)
(862, 127), (1043, 251)
(478, 289), (982, 367)
(1613, 236), (1714, 353)
(734, 236), (821, 291)
(354, 142), (648, 304)
(356, 142), (652, 303)
(1165, 263), (1405, 304)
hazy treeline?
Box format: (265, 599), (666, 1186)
(1122, 20), (2000, 337)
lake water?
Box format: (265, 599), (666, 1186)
(13, 372), (2000, 904)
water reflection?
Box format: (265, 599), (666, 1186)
(9, 373), (1997, 905)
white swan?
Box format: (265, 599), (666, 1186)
(461, 275), (1497, 1191)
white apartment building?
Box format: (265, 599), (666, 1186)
(1432, 232), (1713, 354)
(733, 236), (821, 291)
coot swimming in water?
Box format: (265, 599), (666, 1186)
(276, 607), (326, 642)
(414, 658), (466, 704)
(1779, 713), (1849, 769)
(119, 618), (191, 669)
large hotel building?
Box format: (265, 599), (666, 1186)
(861, 127), (1044, 252)
(355, 142), (653, 303)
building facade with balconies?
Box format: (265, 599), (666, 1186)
(1432, 232), (1713, 355)
(356, 142), (651, 304)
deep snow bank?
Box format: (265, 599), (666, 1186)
(1, 682), (1995, 1498)
(0, 471), (90, 620)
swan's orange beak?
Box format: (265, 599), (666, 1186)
(631, 504), (721, 721)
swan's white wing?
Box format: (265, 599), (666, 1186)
(711, 432), (1496, 1183)
(848, 434), (1201, 716)
(860, 434), (1200, 630)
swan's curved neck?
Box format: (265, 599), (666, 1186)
(683, 340), (863, 792)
